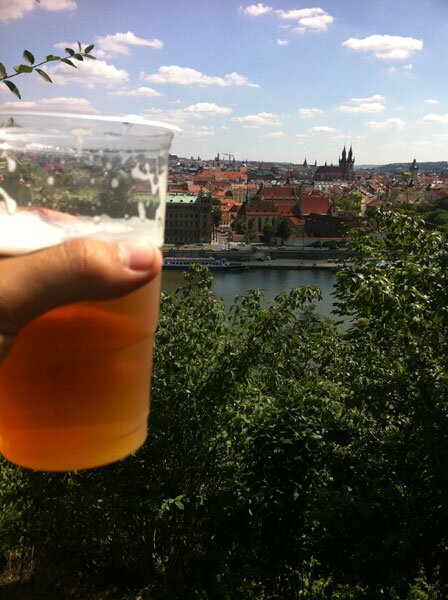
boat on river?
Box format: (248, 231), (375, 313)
(163, 256), (249, 271)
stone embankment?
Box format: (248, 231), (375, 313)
(163, 248), (350, 270)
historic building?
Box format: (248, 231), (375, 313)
(193, 154), (247, 187)
(313, 146), (355, 182)
(410, 158), (419, 182)
(165, 192), (213, 244)
(238, 199), (303, 233)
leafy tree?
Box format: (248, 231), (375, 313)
(231, 218), (247, 235)
(275, 218), (291, 244)
(336, 193), (362, 217)
(212, 206), (222, 240)
(1, 209), (448, 599)
(260, 223), (274, 244)
(434, 194), (448, 211)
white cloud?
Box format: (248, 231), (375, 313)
(48, 59), (129, 89)
(309, 126), (338, 134)
(187, 125), (215, 137)
(94, 31), (163, 58)
(276, 7), (334, 32)
(338, 102), (385, 114)
(277, 8), (324, 20)
(404, 63), (413, 71)
(231, 112), (281, 127)
(39, 0), (76, 11)
(0, 0), (76, 23)
(423, 113), (448, 124)
(262, 131), (284, 138)
(296, 133), (309, 138)
(184, 103), (233, 115)
(366, 118), (405, 130)
(110, 87), (161, 97)
(240, 3), (273, 16)
(298, 107), (323, 118)
(239, 5), (334, 32)
(295, 14), (333, 31)
(141, 65), (259, 88)
(0, 0), (33, 22)
(338, 94), (386, 114)
(342, 35), (423, 60)
(0, 96), (97, 112)
(424, 99), (439, 104)
(143, 104), (233, 128)
(350, 94), (385, 103)
(276, 39), (289, 46)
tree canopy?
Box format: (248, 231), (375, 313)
(0, 209), (447, 599)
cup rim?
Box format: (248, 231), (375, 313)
(0, 109), (182, 136)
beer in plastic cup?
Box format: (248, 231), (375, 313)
(0, 111), (179, 471)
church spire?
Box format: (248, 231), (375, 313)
(348, 145), (353, 162)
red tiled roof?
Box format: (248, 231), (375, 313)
(239, 199), (299, 219)
(288, 217), (305, 226)
(232, 183), (258, 190)
(261, 185), (297, 200)
(187, 183), (203, 194)
(300, 195), (330, 216)
(194, 170), (247, 182)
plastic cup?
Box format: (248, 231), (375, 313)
(0, 110), (179, 471)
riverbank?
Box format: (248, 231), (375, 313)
(246, 259), (337, 270)
(163, 248), (346, 271)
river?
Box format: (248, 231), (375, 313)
(162, 267), (338, 318)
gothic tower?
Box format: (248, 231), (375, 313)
(339, 145), (355, 181)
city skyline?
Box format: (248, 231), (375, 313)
(0, 0), (447, 164)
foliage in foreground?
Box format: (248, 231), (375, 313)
(0, 210), (447, 599)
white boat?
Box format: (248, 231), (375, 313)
(163, 256), (249, 271)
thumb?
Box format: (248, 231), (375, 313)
(0, 238), (162, 337)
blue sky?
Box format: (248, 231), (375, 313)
(0, 0), (447, 164)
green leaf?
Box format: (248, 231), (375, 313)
(65, 48), (75, 56)
(84, 44), (94, 53)
(13, 64), (33, 74)
(174, 499), (184, 510)
(35, 68), (52, 83)
(45, 55), (60, 62)
(61, 58), (77, 68)
(85, 54), (96, 60)
(73, 54), (84, 61)
(0, 63), (6, 78)
(77, 41), (82, 52)
(23, 50), (35, 65)
(3, 80), (21, 99)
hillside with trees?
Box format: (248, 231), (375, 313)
(1, 209), (447, 599)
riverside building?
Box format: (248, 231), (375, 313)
(165, 192), (213, 244)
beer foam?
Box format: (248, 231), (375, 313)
(0, 210), (163, 255)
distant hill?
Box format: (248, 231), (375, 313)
(357, 161), (448, 174)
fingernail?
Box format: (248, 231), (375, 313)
(119, 242), (155, 271)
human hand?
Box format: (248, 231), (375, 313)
(0, 239), (162, 363)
